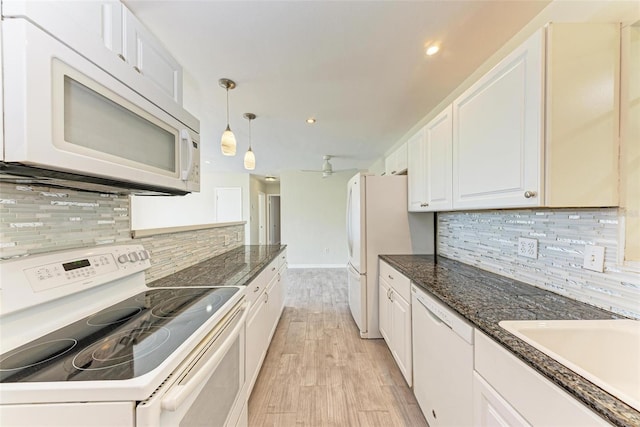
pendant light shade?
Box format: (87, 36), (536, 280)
(243, 113), (256, 170)
(219, 78), (236, 156)
(244, 148), (256, 170)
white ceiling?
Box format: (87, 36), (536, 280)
(125, 0), (550, 178)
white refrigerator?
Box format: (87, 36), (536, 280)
(346, 172), (434, 339)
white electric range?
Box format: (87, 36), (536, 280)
(0, 245), (247, 427)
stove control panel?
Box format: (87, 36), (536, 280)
(24, 248), (152, 293)
(1, 245), (152, 316)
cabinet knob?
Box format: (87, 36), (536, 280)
(391, 171), (397, 175)
(133, 66), (141, 74)
(117, 53), (126, 61)
(420, 202), (429, 207)
(524, 190), (537, 199)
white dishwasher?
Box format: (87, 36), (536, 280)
(411, 284), (474, 427)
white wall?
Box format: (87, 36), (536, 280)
(131, 172), (250, 239)
(280, 170), (352, 267)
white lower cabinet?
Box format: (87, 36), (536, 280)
(473, 330), (611, 426)
(378, 261), (412, 386)
(246, 289), (269, 395)
(245, 255), (287, 396)
(473, 372), (531, 427)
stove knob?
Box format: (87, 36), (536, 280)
(128, 252), (140, 262)
(117, 254), (129, 264)
(138, 250), (150, 260)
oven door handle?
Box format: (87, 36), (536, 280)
(161, 303), (248, 411)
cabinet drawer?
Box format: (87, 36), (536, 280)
(245, 274), (267, 310)
(474, 330), (610, 426)
(379, 260), (410, 301)
(264, 258), (279, 284)
(277, 249), (287, 270)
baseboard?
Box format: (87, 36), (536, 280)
(288, 264), (347, 269)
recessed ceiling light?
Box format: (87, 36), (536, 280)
(306, 118), (316, 124)
(426, 45), (440, 56)
(265, 176), (277, 182)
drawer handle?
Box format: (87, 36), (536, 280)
(420, 202), (429, 207)
(133, 65), (141, 74)
(117, 53), (126, 61)
(524, 190), (537, 199)
(271, 267), (276, 272)
(388, 274), (394, 280)
(253, 286), (260, 293)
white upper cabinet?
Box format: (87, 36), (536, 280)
(452, 23), (620, 210)
(384, 142), (408, 176)
(3, 1), (183, 106)
(409, 105), (453, 212)
(452, 29), (544, 210)
(408, 127), (427, 211)
(123, 7), (183, 104)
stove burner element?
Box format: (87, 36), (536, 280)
(0, 339), (77, 372)
(152, 292), (224, 318)
(72, 327), (170, 371)
(87, 307), (143, 326)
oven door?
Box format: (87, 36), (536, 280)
(136, 301), (248, 427)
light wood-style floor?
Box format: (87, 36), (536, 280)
(248, 268), (428, 426)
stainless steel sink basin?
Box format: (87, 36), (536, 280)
(499, 319), (640, 411)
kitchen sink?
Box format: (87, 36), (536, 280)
(499, 319), (640, 411)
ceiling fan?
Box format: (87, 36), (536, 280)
(302, 155), (356, 178)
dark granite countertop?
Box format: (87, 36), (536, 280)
(380, 254), (639, 427)
(148, 245), (286, 288)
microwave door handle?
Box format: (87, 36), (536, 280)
(161, 303), (248, 411)
(179, 129), (194, 181)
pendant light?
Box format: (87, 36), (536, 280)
(219, 78), (237, 156)
(243, 113), (256, 170)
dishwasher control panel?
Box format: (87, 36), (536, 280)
(411, 284), (474, 344)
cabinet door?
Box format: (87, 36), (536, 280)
(246, 291), (269, 395)
(123, 6), (183, 103)
(385, 152), (397, 176)
(390, 291), (412, 386)
(378, 277), (392, 344)
(473, 372), (531, 427)
(408, 127), (428, 211)
(453, 29), (543, 209)
(425, 105), (453, 211)
(396, 142), (408, 174)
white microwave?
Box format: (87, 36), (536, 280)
(1, 19), (200, 195)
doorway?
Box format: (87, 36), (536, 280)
(267, 195), (281, 245)
(258, 192), (266, 245)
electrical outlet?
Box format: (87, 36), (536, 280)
(518, 237), (538, 259)
(583, 245), (605, 272)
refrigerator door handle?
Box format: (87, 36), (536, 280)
(348, 261), (360, 276)
(346, 186), (353, 258)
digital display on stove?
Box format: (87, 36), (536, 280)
(62, 259), (91, 271)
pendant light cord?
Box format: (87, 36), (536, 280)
(248, 117), (253, 150)
(226, 88), (230, 125)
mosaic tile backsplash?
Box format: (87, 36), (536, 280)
(438, 209), (640, 319)
(0, 183), (243, 283)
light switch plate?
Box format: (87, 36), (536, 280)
(583, 245), (605, 272)
(518, 237), (538, 259)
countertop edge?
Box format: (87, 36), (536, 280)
(379, 254), (639, 427)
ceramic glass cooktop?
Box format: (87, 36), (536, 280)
(0, 287), (239, 383)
